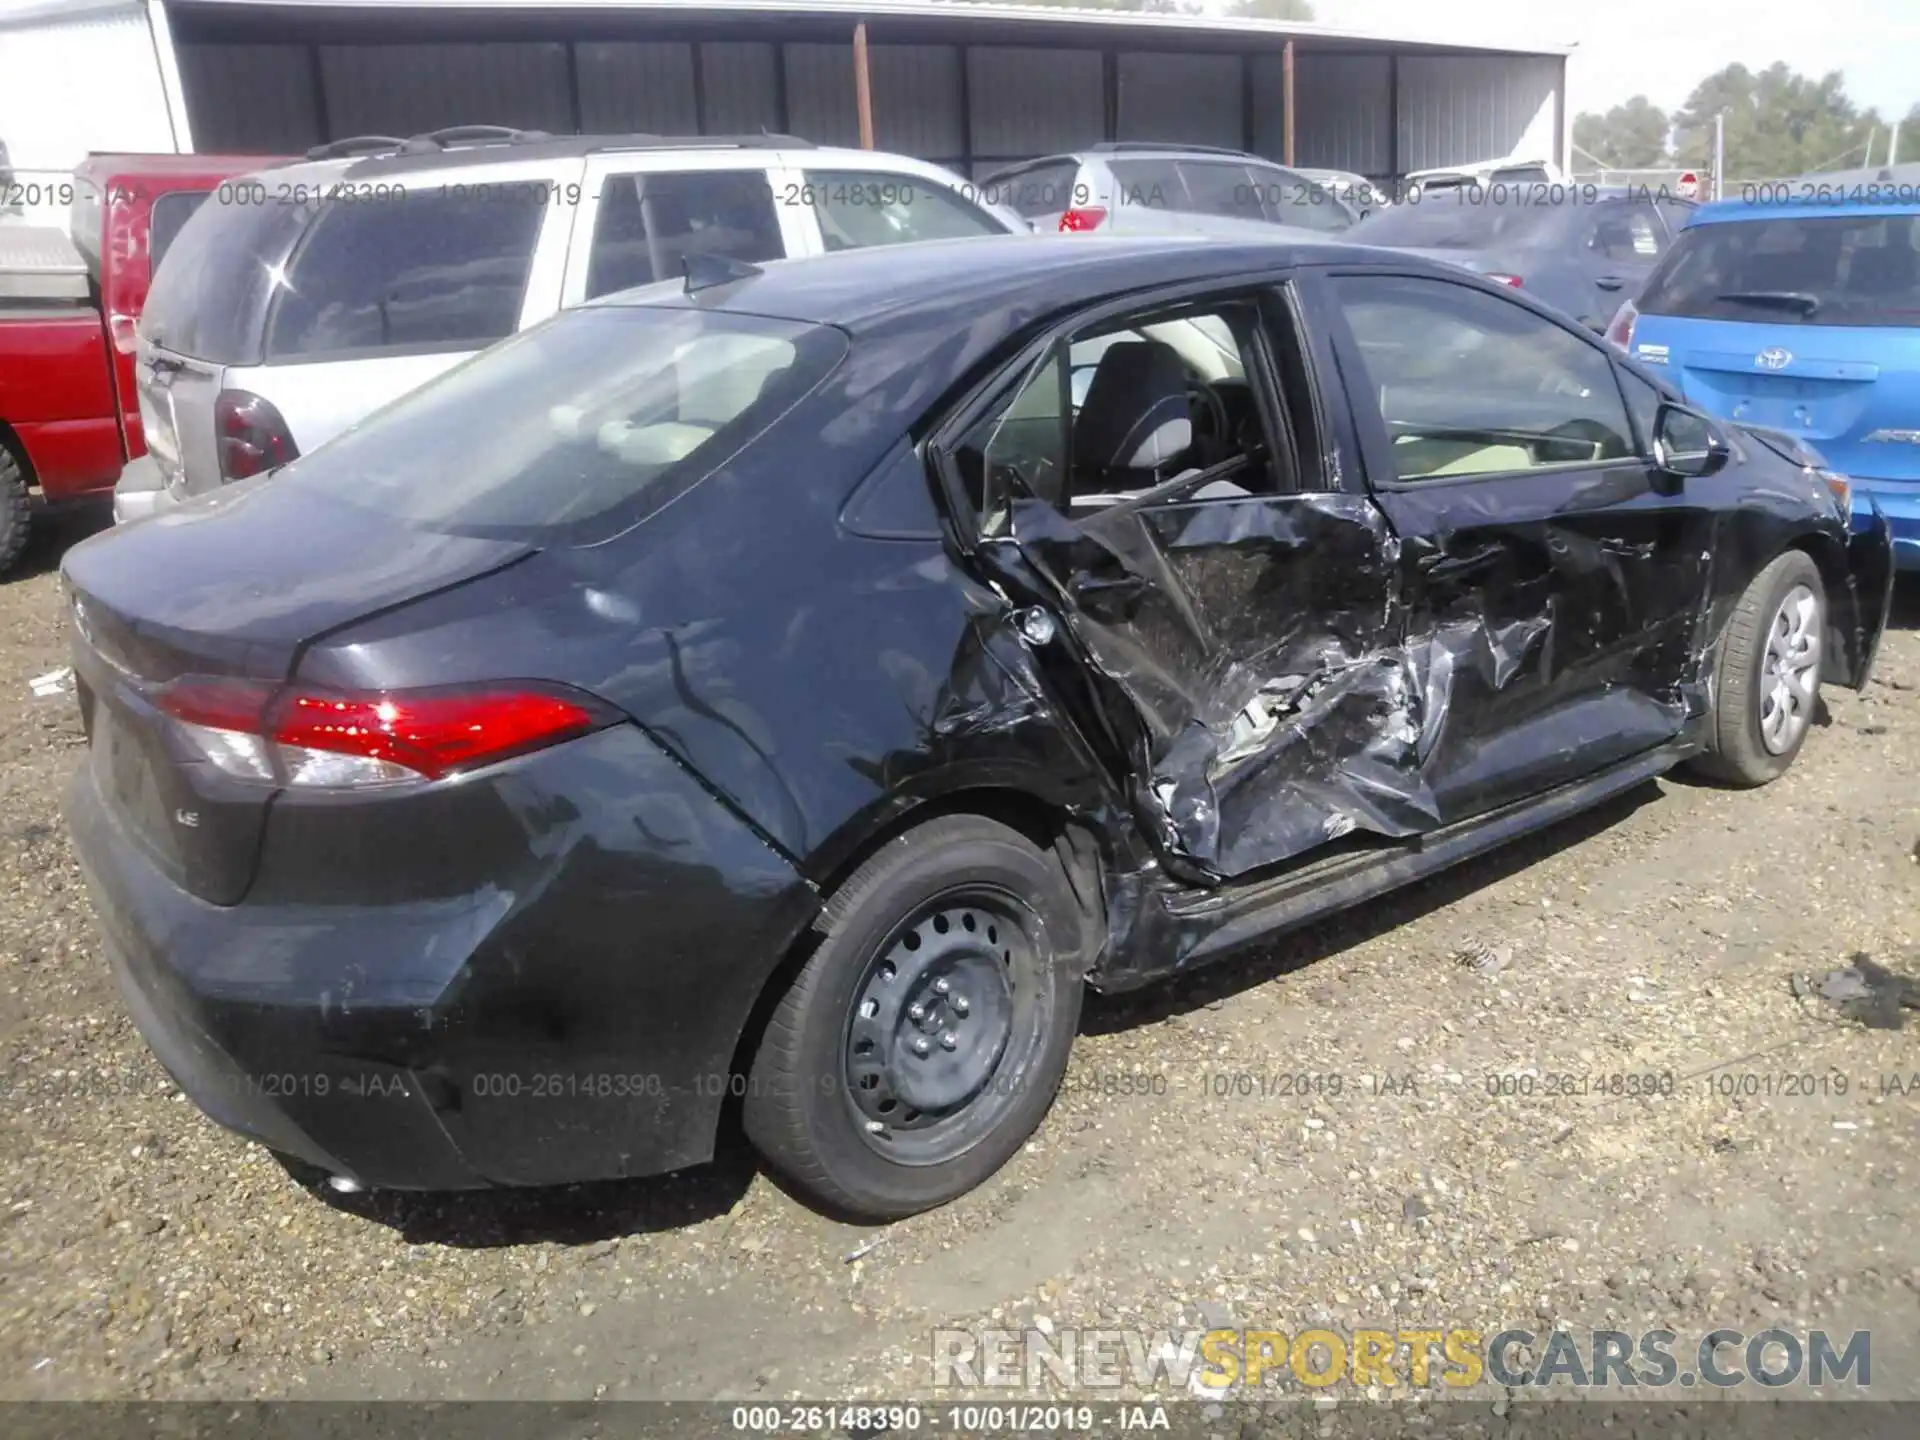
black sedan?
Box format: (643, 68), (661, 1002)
(1350, 184), (1697, 334)
(63, 234), (1893, 1220)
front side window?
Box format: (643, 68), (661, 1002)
(585, 169), (785, 301)
(1332, 274), (1635, 483)
(1589, 201), (1665, 262)
(265, 189), (544, 360)
(804, 170), (1004, 251)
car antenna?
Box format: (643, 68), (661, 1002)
(683, 253), (763, 294)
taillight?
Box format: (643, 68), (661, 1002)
(1058, 207), (1108, 233)
(156, 678), (614, 789)
(214, 389), (299, 481)
(1486, 273), (1524, 288)
(1605, 298), (1639, 351)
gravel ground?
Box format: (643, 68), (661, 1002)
(1, 508), (1915, 1407)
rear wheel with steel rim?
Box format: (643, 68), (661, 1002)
(744, 815), (1085, 1219)
(1690, 550), (1827, 786)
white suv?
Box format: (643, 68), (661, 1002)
(117, 127), (1023, 520)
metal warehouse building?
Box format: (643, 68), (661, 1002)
(1, 0), (1572, 182)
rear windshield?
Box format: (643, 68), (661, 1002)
(1637, 212), (1920, 327)
(1351, 192), (1567, 249)
(141, 187), (310, 364)
(281, 304), (847, 538)
(983, 161), (1083, 219)
(266, 188), (544, 361)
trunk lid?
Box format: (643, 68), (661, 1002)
(1631, 313), (1920, 485)
(64, 479), (532, 904)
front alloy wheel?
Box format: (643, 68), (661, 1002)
(1690, 550), (1827, 786)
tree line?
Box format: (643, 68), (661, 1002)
(1575, 64), (1919, 179)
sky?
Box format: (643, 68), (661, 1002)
(1312, 0), (1920, 123)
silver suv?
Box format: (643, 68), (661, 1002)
(979, 142), (1356, 239)
(118, 127), (1022, 521)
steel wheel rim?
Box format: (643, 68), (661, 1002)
(1758, 582), (1821, 755)
(842, 887), (1050, 1166)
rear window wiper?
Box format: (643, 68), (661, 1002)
(1714, 289), (1823, 315)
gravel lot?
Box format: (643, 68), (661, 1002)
(1, 509), (1916, 1406)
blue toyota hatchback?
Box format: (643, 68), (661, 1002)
(1613, 194), (1920, 568)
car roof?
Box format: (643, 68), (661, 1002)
(326, 131), (833, 182)
(1687, 196), (1920, 226)
(603, 232), (1385, 330)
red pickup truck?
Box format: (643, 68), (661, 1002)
(0, 152), (279, 575)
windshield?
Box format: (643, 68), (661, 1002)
(281, 304), (847, 538)
(1351, 192), (1568, 249)
(1637, 212), (1920, 327)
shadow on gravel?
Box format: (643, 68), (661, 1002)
(285, 1134), (757, 1248)
(6, 499), (111, 582)
(1889, 573), (1920, 632)
(1082, 782), (1661, 1036)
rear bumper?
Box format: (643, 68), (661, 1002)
(65, 724), (821, 1190)
(110, 455), (177, 526)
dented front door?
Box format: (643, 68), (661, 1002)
(1312, 269), (1712, 823)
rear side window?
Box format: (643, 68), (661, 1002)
(265, 190), (543, 360)
(804, 170), (1004, 250)
(585, 170), (784, 301)
(1637, 213), (1920, 327)
(283, 305), (846, 538)
(1109, 159), (1186, 217)
(1249, 165), (1354, 234)
(984, 162), (1082, 219)
(141, 189), (311, 364)
(148, 191), (208, 273)
(1176, 161), (1267, 222)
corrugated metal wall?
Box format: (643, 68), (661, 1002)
(965, 47), (1103, 171)
(170, 26), (1563, 179)
(1396, 55), (1561, 172)
(1115, 52), (1239, 150)
(1274, 53), (1392, 173)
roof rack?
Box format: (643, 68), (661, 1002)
(306, 135), (408, 161)
(397, 125), (552, 155)
(1090, 141), (1258, 159)
(592, 131), (817, 152)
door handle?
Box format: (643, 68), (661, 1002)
(1596, 275), (1626, 292)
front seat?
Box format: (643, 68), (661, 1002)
(1069, 340), (1192, 502)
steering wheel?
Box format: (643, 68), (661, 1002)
(1186, 379), (1231, 459)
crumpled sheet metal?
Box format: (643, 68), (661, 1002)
(996, 487), (1666, 885)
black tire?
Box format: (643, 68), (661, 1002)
(1689, 550), (1826, 787)
(0, 445), (30, 579)
(743, 815), (1085, 1220)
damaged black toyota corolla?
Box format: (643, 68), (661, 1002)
(63, 235), (1894, 1219)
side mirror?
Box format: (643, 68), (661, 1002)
(1652, 400), (1730, 481)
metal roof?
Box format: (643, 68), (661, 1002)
(1, 0), (1574, 56)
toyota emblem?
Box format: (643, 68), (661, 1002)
(1755, 347), (1793, 371)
